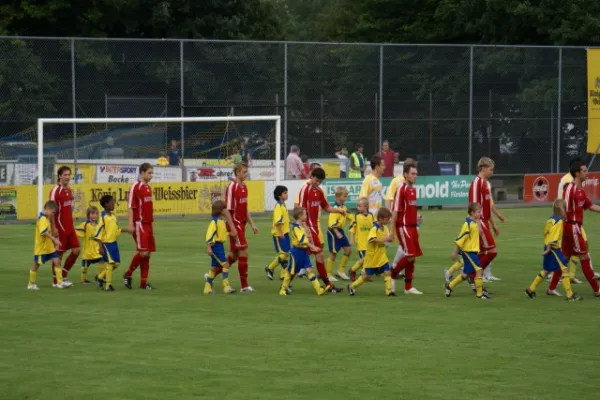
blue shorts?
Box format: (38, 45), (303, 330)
(82, 258), (103, 267)
(289, 247), (312, 274)
(543, 248), (568, 272)
(273, 234), (291, 254)
(210, 242), (227, 267)
(327, 229), (350, 254)
(33, 252), (59, 265)
(364, 263), (390, 276)
(461, 252), (481, 275)
(102, 242), (121, 264)
(357, 250), (366, 260)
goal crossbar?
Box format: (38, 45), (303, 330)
(37, 115), (282, 212)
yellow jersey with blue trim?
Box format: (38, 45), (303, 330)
(455, 217), (480, 253)
(359, 174), (383, 212)
(206, 217), (228, 245)
(364, 222), (389, 268)
(96, 211), (122, 243)
(544, 216), (563, 249)
(271, 201), (290, 236)
(34, 213), (55, 255)
(76, 220), (102, 260)
(557, 173), (573, 200)
(385, 175), (406, 201)
(349, 212), (374, 251)
(328, 202), (351, 231)
(291, 222), (309, 248)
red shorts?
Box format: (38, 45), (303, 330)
(228, 222), (248, 252)
(307, 226), (324, 255)
(134, 222), (156, 252)
(57, 230), (80, 253)
(561, 223), (588, 257)
(396, 225), (423, 257)
(479, 220), (496, 251)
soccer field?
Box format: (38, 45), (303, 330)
(2, 207), (599, 400)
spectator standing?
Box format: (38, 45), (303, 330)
(377, 140), (399, 178)
(230, 145), (242, 165)
(285, 145), (304, 179)
(167, 140), (181, 166)
(335, 147), (349, 178)
(240, 141), (252, 166)
(349, 143), (365, 179)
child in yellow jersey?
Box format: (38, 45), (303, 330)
(265, 186), (291, 281)
(326, 186), (353, 281)
(525, 199), (582, 301)
(28, 201), (69, 290)
(280, 207), (326, 296)
(204, 200), (236, 295)
(75, 206), (102, 285)
(95, 195), (132, 291)
(347, 207), (394, 296)
(445, 203), (490, 299)
(348, 197), (374, 281)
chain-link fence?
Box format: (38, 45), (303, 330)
(0, 37), (591, 175)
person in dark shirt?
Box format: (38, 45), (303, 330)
(167, 140), (181, 166)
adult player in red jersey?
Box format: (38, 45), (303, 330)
(49, 166), (79, 286)
(548, 160), (600, 296)
(123, 163), (156, 290)
(224, 162), (259, 292)
(468, 157), (499, 272)
(390, 163), (423, 295)
(296, 167), (346, 293)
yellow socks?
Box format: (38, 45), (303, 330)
(561, 272), (574, 298)
(97, 263), (106, 278)
(81, 266), (88, 282)
(529, 271), (547, 292)
(267, 257), (280, 271)
(350, 260), (362, 273)
(222, 267), (231, 291)
(474, 276), (483, 297)
(204, 269), (216, 294)
(54, 267), (63, 284)
(448, 260), (464, 275)
(326, 258), (334, 275)
(569, 258), (578, 280)
(104, 264), (114, 289)
(307, 272), (324, 295)
(338, 255), (350, 274)
(384, 275), (392, 294)
(29, 270), (37, 285)
(351, 276), (366, 289)
(449, 274), (464, 290)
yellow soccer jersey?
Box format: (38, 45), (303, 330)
(76, 220), (101, 260)
(327, 203), (351, 230)
(206, 217), (228, 245)
(291, 222), (309, 248)
(96, 211), (122, 243)
(350, 212), (374, 251)
(557, 173), (573, 200)
(364, 223), (389, 268)
(455, 217), (480, 253)
(385, 175), (406, 201)
(271, 201), (290, 236)
(34, 213), (55, 255)
(544, 216), (563, 249)
(359, 174), (383, 212)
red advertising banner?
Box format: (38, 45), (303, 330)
(523, 173), (600, 203)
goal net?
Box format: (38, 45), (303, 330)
(33, 116), (281, 218)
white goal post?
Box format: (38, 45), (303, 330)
(36, 115), (282, 212)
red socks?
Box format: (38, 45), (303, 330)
(580, 258), (600, 292)
(479, 252), (496, 270)
(62, 252), (78, 277)
(125, 253), (143, 277)
(238, 256), (249, 288)
(140, 257), (150, 287)
(315, 261), (328, 281)
(391, 257), (409, 279)
(548, 270), (561, 291)
(404, 261), (415, 290)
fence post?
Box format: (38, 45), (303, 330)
(71, 38), (77, 183)
(283, 43), (288, 177)
(379, 45), (384, 150)
(556, 47), (563, 172)
(180, 40), (185, 171)
(468, 46), (474, 174)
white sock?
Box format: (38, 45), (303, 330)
(484, 264), (493, 278)
(393, 247), (405, 266)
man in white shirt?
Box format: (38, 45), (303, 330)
(335, 147), (349, 178)
(285, 145), (304, 179)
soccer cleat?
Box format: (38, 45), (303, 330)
(483, 277), (491, 283)
(444, 268), (452, 284)
(328, 275), (339, 282)
(349, 269), (356, 282)
(297, 269), (307, 278)
(594, 272), (600, 280)
(444, 284), (452, 297)
(140, 283), (155, 290)
(330, 286), (344, 293)
(595, 291), (600, 298)
(546, 272), (553, 281)
(404, 287), (423, 295)
(264, 267), (274, 280)
(62, 280), (73, 288)
(240, 286), (255, 292)
(105, 285), (115, 292)
(52, 283), (59, 288)
(387, 291), (397, 297)
(347, 284), (356, 296)
(279, 289), (288, 296)
(488, 275), (501, 281)
(27, 284), (40, 290)
(285, 286), (293, 295)
(566, 294), (583, 301)
(57, 281), (71, 289)
(477, 294), (491, 300)
(317, 287), (327, 296)
(123, 276), (132, 289)
(336, 272), (351, 281)
(525, 288), (536, 299)
(546, 289), (562, 297)
(203, 284), (214, 295)
(224, 287), (236, 294)
(395, 272), (405, 280)
(81, 279), (91, 285)
(571, 277), (584, 284)
(63, 277), (72, 284)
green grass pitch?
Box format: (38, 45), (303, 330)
(2, 207), (599, 400)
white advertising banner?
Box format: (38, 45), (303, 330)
(0, 163), (14, 186)
(264, 179), (309, 211)
(96, 165), (182, 183)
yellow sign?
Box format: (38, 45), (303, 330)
(16, 181), (265, 220)
(322, 162), (340, 179)
(588, 49), (600, 153)
(54, 164), (96, 184)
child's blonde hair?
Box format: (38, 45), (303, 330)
(357, 197), (369, 208)
(553, 198), (566, 217)
(292, 206), (306, 220)
(335, 186), (349, 197)
(377, 207), (392, 220)
(467, 202), (481, 215)
(477, 157), (495, 171)
(86, 205), (99, 219)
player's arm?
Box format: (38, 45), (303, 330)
(389, 187), (403, 241)
(205, 222), (217, 255)
(40, 219), (61, 248)
(247, 208), (259, 234)
(348, 220), (356, 244)
(491, 203), (505, 223)
(221, 209), (238, 237)
(453, 223), (470, 256)
(328, 212), (343, 239)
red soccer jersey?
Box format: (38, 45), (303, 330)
(564, 182), (591, 225)
(225, 181), (248, 225)
(297, 183), (329, 232)
(49, 184), (75, 234)
(128, 181), (154, 223)
(393, 183), (418, 226)
(469, 176), (491, 221)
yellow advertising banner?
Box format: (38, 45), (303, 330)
(54, 164), (96, 184)
(587, 49), (600, 153)
(322, 162), (340, 179)
(16, 181), (265, 220)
